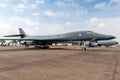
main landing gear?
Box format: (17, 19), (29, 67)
(35, 45), (49, 49)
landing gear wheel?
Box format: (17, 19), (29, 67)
(35, 46), (39, 49)
(81, 48), (86, 51)
(46, 46), (49, 49)
(39, 46), (41, 49)
(43, 46), (49, 49)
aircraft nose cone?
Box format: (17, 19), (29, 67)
(108, 35), (116, 39)
(116, 42), (118, 44)
(111, 36), (116, 39)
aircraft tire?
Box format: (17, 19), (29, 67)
(44, 46), (49, 49)
(81, 48), (86, 51)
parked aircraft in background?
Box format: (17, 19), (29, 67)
(0, 28), (116, 51)
(117, 43), (120, 47)
(97, 41), (118, 47)
(84, 40), (118, 47)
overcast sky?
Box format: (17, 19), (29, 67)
(0, 0), (120, 41)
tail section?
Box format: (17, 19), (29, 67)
(4, 28), (27, 38)
(19, 28), (27, 38)
(19, 28), (26, 35)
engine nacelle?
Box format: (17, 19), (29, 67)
(84, 42), (98, 47)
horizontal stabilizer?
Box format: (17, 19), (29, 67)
(4, 34), (24, 37)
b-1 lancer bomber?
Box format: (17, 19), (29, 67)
(0, 28), (116, 51)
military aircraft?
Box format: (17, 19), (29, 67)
(97, 40), (118, 47)
(83, 40), (118, 47)
(1, 28), (116, 51)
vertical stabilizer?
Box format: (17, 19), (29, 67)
(19, 28), (27, 38)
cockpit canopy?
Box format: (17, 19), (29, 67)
(86, 31), (94, 34)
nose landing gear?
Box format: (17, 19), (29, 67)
(81, 47), (87, 51)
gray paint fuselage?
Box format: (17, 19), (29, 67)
(22, 31), (115, 42)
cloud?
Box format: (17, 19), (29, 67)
(0, 16), (15, 35)
(30, 4), (37, 9)
(44, 10), (67, 18)
(109, 0), (120, 5)
(98, 23), (107, 28)
(54, 1), (88, 18)
(90, 17), (98, 23)
(88, 17), (107, 28)
(108, 0), (120, 10)
(0, 16), (41, 35)
(0, 4), (6, 8)
(0, 15), (65, 36)
(44, 10), (55, 17)
(33, 12), (40, 16)
(55, 0), (74, 7)
(20, 0), (45, 5)
(14, 3), (27, 12)
(35, 0), (45, 4)
(65, 21), (73, 26)
(44, 8), (87, 19)
(84, 0), (94, 3)
(94, 2), (106, 9)
(47, 24), (64, 34)
(54, 1), (65, 7)
(13, 1), (41, 12)
(93, 0), (120, 15)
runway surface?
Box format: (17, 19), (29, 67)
(0, 46), (120, 80)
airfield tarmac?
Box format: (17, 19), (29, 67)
(0, 46), (119, 80)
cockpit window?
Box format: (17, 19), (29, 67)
(79, 33), (82, 36)
(86, 31), (93, 34)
